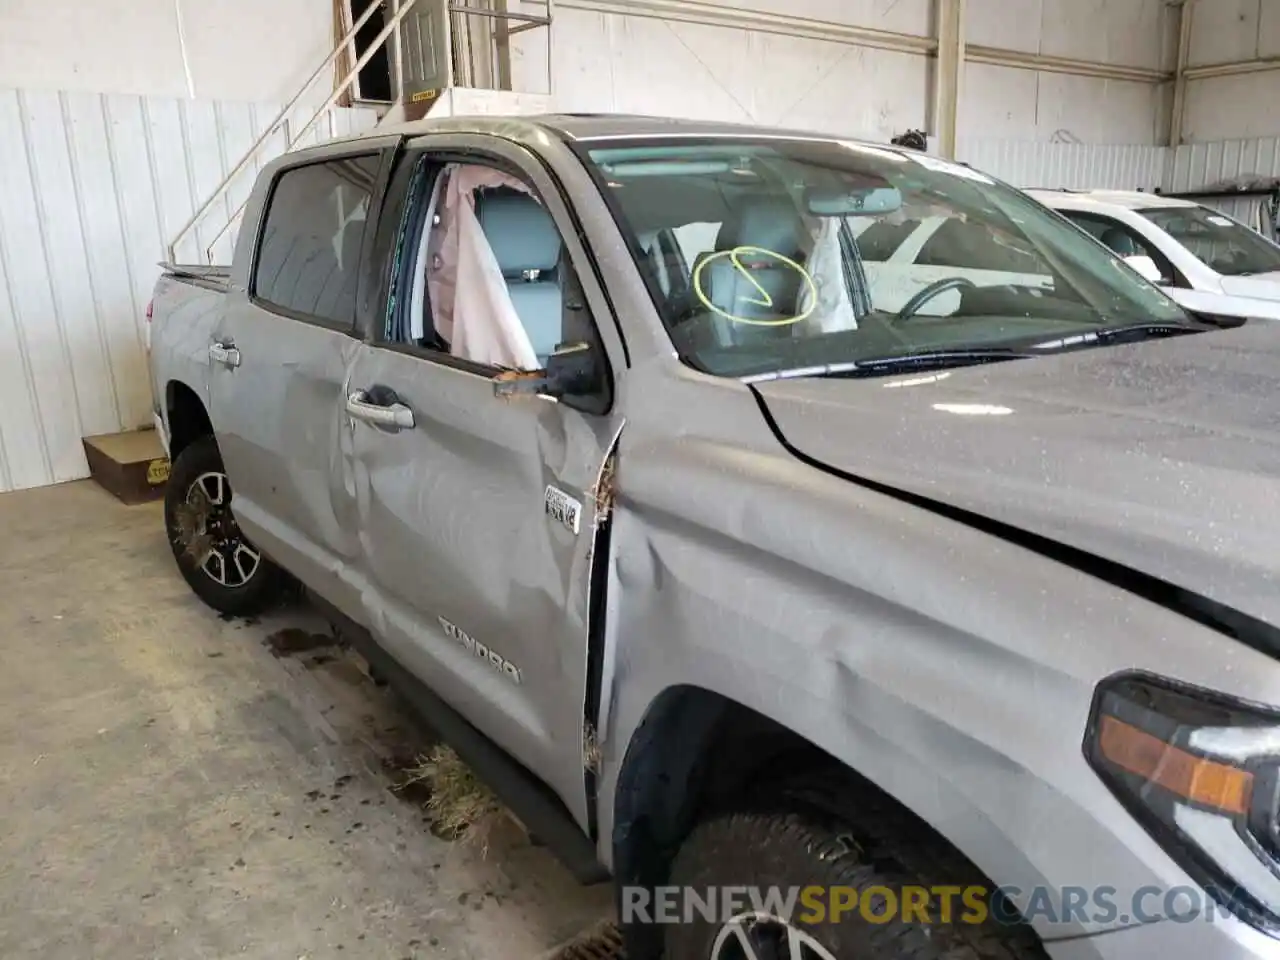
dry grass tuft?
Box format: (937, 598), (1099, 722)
(582, 722), (602, 776)
(400, 744), (507, 854)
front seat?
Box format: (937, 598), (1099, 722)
(698, 197), (808, 348)
(475, 188), (564, 366)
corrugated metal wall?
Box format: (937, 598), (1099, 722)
(957, 139), (1167, 190)
(0, 89), (375, 494)
(1163, 138), (1280, 234)
(1166, 137), (1280, 192)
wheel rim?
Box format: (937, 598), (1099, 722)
(709, 911), (840, 960)
(176, 471), (261, 588)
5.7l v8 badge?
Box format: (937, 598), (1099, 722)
(544, 485), (582, 535)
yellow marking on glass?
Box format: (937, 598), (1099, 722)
(691, 245), (819, 327)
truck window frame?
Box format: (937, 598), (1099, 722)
(360, 136), (620, 412)
(248, 148), (394, 335)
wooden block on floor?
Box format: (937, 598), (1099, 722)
(82, 429), (170, 504)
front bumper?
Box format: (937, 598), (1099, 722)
(1048, 913), (1280, 960)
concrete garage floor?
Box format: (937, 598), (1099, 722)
(0, 480), (613, 959)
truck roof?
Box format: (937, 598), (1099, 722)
(304, 111), (926, 155)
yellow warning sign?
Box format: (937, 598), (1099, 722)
(146, 458), (171, 485)
(410, 88), (441, 104)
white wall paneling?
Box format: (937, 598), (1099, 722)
(0, 0), (335, 104)
(0, 89), (376, 494)
(957, 139), (1168, 189)
(962, 0), (1175, 143)
(514, 1), (932, 141)
(1180, 0), (1280, 143)
(1167, 137), (1280, 191)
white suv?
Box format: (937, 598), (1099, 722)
(1028, 188), (1280, 321)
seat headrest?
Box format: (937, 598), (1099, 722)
(1100, 227), (1139, 257)
(720, 196), (805, 256)
(475, 189), (562, 276)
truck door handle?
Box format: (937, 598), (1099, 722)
(209, 342), (241, 368)
(346, 390), (415, 431)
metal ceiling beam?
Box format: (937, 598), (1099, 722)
(1184, 57), (1280, 81)
(964, 46), (1169, 83)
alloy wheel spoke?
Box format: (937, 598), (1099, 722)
(710, 913), (839, 960)
(232, 543), (260, 585)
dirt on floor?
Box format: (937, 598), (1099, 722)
(0, 480), (614, 960)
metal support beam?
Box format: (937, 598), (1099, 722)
(494, 0), (513, 90)
(1184, 56), (1280, 81)
(964, 45), (1167, 83)
(390, 0), (407, 103)
(448, 4), (549, 25)
(1169, 0), (1194, 147)
(933, 0), (965, 159)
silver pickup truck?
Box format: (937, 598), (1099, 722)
(149, 115), (1280, 960)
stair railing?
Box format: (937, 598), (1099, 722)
(448, 2), (553, 93)
(168, 0), (425, 263)
(169, 0), (554, 264)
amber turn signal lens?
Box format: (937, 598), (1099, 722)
(1098, 714), (1254, 816)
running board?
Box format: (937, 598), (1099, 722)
(307, 592), (610, 885)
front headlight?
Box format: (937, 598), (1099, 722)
(1086, 672), (1280, 934)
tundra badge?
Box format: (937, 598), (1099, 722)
(439, 617), (523, 685)
(544, 485), (582, 534)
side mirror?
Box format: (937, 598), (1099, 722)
(1123, 254), (1165, 284)
(493, 341), (602, 401)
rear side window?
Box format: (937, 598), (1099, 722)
(253, 154), (381, 328)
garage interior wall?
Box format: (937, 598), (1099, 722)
(1181, 0), (1280, 142)
(0, 0), (335, 102)
(0, 93), (377, 493)
(507, 0), (1175, 143)
(4, 0), (1280, 493)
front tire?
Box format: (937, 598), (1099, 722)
(164, 435), (283, 618)
(663, 792), (1047, 960)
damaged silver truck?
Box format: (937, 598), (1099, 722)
(149, 115), (1280, 960)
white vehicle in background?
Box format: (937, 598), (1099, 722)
(848, 214), (1053, 313)
(1028, 188), (1280, 321)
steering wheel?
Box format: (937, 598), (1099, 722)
(895, 277), (977, 322)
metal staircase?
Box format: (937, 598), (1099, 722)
(167, 0), (555, 265)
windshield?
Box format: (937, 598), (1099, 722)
(582, 138), (1192, 378)
(1139, 205), (1280, 277)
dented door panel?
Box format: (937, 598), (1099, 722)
(345, 346), (614, 828)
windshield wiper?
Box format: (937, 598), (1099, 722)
(1028, 319), (1206, 352)
(742, 319), (1208, 384)
(741, 347), (1033, 383)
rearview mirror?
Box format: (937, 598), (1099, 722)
(493, 341), (602, 402)
(1123, 254), (1164, 284)
(805, 184), (903, 217)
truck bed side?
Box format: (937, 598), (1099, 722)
(148, 268), (231, 455)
